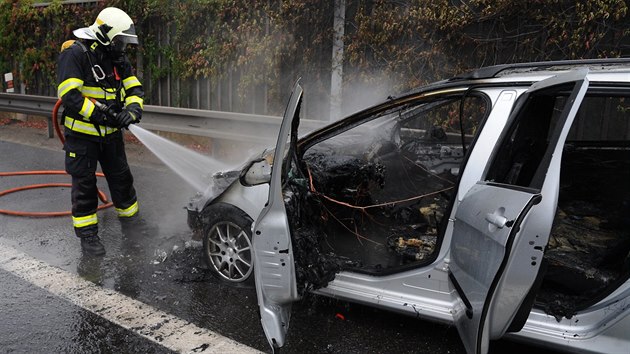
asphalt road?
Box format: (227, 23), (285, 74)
(0, 129), (562, 354)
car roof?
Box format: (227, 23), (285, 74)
(452, 58), (630, 80)
(397, 58), (630, 98)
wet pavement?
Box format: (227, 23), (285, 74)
(0, 135), (561, 354)
(0, 268), (173, 354)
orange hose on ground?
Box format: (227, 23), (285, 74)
(0, 170), (113, 217)
(0, 101), (113, 217)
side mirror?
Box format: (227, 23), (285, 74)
(240, 158), (272, 186)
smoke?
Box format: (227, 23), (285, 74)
(340, 72), (401, 118)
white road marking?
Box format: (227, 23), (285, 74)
(0, 242), (262, 354)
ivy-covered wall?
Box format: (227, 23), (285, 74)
(1, 0), (629, 117)
(0, 1), (101, 95)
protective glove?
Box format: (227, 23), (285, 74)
(89, 110), (116, 127)
(104, 103), (122, 119)
(114, 109), (137, 128)
(126, 103), (142, 123)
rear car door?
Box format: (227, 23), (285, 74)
(448, 69), (589, 353)
(253, 80), (302, 350)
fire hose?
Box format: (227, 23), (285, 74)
(0, 99), (113, 217)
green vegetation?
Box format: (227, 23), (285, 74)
(1, 0), (629, 114)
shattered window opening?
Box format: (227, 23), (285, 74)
(485, 84), (573, 188)
(285, 93), (490, 290)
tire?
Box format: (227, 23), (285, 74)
(201, 203), (254, 285)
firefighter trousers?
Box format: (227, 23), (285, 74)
(63, 133), (138, 238)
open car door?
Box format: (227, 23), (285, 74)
(253, 80), (303, 351)
(449, 69), (589, 353)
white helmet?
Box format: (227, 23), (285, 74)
(73, 7), (138, 47)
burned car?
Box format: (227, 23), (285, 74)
(187, 59), (630, 354)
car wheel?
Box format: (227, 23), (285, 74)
(201, 203), (254, 285)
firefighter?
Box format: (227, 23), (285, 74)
(57, 7), (143, 256)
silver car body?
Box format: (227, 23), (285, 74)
(188, 61), (630, 353)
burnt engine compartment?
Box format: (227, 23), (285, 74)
(535, 144), (630, 318)
(284, 134), (460, 292)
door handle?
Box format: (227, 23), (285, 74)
(485, 213), (507, 229)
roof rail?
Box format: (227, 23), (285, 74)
(451, 58), (630, 81)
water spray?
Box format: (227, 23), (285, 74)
(89, 98), (232, 191)
(126, 125), (231, 192)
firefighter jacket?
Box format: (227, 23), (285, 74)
(57, 40), (144, 141)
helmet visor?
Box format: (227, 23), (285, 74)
(121, 23), (138, 38)
(111, 35), (138, 53)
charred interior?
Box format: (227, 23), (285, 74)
(538, 144), (630, 318)
(284, 94), (488, 292)
(535, 93), (630, 318)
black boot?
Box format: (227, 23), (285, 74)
(81, 235), (106, 256)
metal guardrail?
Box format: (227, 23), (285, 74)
(0, 93), (325, 144)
